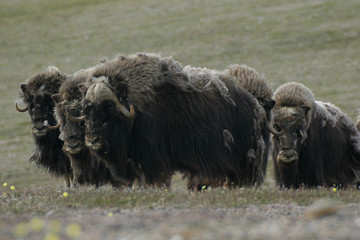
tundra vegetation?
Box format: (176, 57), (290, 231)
(1, 0), (360, 239)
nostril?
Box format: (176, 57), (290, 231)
(86, 137), (99, 144)
(33, 125), (46, 131)
(283, 151), (295, 158)
(67, 141), (79, 149)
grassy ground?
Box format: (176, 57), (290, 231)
(1, 0), (360, 239)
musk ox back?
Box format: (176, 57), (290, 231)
(81, 53), (264, 187)
(271, 82), (360, 188)
(53, 69), (126, 187)
(15, 67), (72, 186)
(182, 64), (276, 189)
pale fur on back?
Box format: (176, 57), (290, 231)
(183, 65), (235, 106)
(317, 101), (360, 153)
(223, 64), (272, 100)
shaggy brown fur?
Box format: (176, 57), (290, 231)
(83, 53), (263, 188)
(54, 68), (126, 187)
(223, 64), (273, 106)
(18, 66), (72, 186)
(272, 82), (360, 188)
(183, 64), (274, 190)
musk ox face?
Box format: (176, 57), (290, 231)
(19, 84), (60, 137)
(82, 99), (115, 152)
(73, 78), (135, 155)
(271, 105), (310, 186)
(58, 101), (86, 155)
(16, 67), (64, 137)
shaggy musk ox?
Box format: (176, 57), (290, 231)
(15, 67), (72, 186)
(271, 82), (360, 188)
(183, 64), (276, 190)
(222, 64), (276, 178)
(71, 53), (266, 187)
(52, 68), (128, 187)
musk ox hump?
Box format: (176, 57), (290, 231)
(224, 64), (272, 100)
(183, 65), (235, 106)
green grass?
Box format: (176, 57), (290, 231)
(1, 183), (358, 216)
(0, 0), (360, 211)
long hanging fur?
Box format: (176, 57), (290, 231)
(182, 64), (274, 189)
(54, 68), (127, 188)
(85, 53), (263, 187)
(19, 67), (72, 186)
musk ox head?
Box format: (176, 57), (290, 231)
(271, 82), (314, 187)
(16, 67), (65, 137)
(53, 91), (86, 155)
(68, 76), (134, 153)
(53, 68), (95, 155)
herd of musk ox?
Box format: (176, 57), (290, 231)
(15, 53), (360, 190)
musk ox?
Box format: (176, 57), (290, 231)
(15, 67), (72, 187)
(271, 82), (360, 188)
(72, 53), (267, 188)
(223, 64), (277, 176)
(52, 68), (130, 188)
(183, 64), (276, 190)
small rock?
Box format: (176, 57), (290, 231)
(304, 198), (342, 220)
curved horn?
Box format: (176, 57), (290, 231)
(266, 122), (285, 136)
(66, 106), (85, 122)
(47, 122), (60, 130)
(112, 96), (135, 118)
(15, 101), (28, 112)
(88, 79), (135, 119)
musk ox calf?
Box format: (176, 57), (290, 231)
(271, 82), (360, 188)
(183, 64), (277, 190)
(15, 67), (72, 187)
(73, 53), (265, 187)
(52, 68), (129, 188)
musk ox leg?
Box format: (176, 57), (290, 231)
(156, 174), (172, 189)
(63, 175), (71, 188)
(132, 172), (147, 189)
(185, 173), (227, 191)
(278, 163), (300, 189)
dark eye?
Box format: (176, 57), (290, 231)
(273, 124), (282, 132)
(296, 126), (304, 138)
(83, 106), (89, 115)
